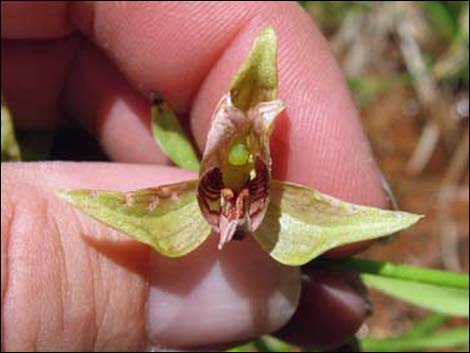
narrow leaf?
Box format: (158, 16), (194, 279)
(1, 95), (21, 161)
(151, 96), (200, 172)
(58, 180), (210, 257)
(362, 274), (469, 317)
(319, 258), (469, 289)
(256, 336), (294, 352)
(361, 327), (469, 352)
(253, 180), (423, 266)
(404, 313), (448, 338)
(229, 26), (278, 111)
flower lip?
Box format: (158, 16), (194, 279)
(197, 93), (284, 248)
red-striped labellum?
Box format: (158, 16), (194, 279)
(198, 93), (284, 249)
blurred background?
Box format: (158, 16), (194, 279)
(301, 0), (469, 342)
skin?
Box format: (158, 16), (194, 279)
(1, 1), (387, 351)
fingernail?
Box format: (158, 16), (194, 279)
(145, 236), (301, 349)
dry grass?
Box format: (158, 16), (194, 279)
(305, 0), (469, 341)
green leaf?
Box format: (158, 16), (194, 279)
(255, 336), (294, 352)
(151, 96), (200, 172)
(361, 327), (469, 352)
(229, 26), (278, 111)
(404, 313), (448, 338)
(362, 274), (469, 317)
(321, 258), (469, 289)
(253, 180), (423, 266)
(58, 180), (211, 257)
(226, 336), (294, 352)
(225, 342), (258, 352)
(1, 96), (22, 161)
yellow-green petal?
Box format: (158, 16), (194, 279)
(151, 96), (200, 172)
(58, 180), (210, 257)
(253, 180), (424, 266)
(229, 26), (278, 111)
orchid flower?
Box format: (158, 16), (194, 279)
(59, 27), (422, 266)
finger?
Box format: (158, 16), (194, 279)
(63, 41), (170, 164)
(276, 268), (370, 349)
(1, 37), (81, 128)
(2, 3), (386, 239)
(1, 1), (73, 39)
(1, 162), (300, 351)
(68, 1), (384, 205)
(67, 1), (387, 227)
(3, 2), (385, 205)
(1, 38), (169, 163)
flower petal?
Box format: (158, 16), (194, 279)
(59, 180), (210, 257)
(253, 180), (424, 266)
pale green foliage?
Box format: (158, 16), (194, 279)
(363, 274), (469, 317)
(151, 99), (200, 172)
(60, 178), (422, 265)
(327, 258), (469, 289)
(58, 180), (210, 257)
(1, 96), (21, 161)
(229, 27), (278, 111)
(253, 180), (423, 266)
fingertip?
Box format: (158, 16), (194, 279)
(1, 1), (74, 39)
(146, 236), (301, 349)
(2, 162), (301, 350)
(1, 36), (81, 128)
(189, 3), (387, 208)
(276, 268), (369, 350)
(63, 42), (169, 164)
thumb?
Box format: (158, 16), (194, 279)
(1, 162), (300, 351)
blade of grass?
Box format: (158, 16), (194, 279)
(258, 336), (294, 352)
(320, 258), (469, 289)
(361, 327), (469, 352)
(362, 273), (469, 317)
(404, 313), (448, 338)
(225, 341), (258, 352)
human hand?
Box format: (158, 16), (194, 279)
(1, 2), (387, 351)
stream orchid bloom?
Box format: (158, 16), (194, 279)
(59, 27), (422, 266)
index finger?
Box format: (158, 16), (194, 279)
(2, 1), (386, 229)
